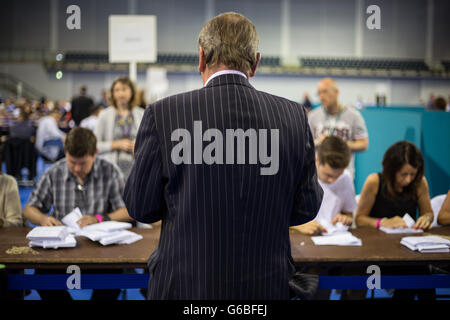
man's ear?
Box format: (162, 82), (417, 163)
(198, 46), (207, 73)
(248, 52), (261, 78)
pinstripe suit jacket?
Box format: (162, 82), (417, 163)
(124, 73), (323, 300)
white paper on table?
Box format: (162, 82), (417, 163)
(29, 235), (77, 249)
(80, 221), (132, 233)
(98, 230), (143, 246)
(379, 227), (423, 234)
(76, 229), (110, 241)
(61, 207), (83, 231)
(401, 235), (450, 246)
(401, 240), (449, 253)
(400, 235), (450, 253)
(417, 244), (449, 253)
(311, 232), (362, 246)
(26, 226), (69, 241)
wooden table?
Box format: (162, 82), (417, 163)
(289, 226), (450, 267)
(1, 226), (450, 290)
(0, 227), (160, 269)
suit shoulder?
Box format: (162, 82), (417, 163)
(149, 89), (203, 110)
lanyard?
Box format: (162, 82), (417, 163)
(116, 114), (134, 139)
(324, 106), (343, 136)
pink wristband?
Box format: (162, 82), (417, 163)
(376, 218), (382, 229)
(95, 214), (103, 223)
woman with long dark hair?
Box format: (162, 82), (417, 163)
(355, 141), (435, 300)
(355, 140), (433, 230)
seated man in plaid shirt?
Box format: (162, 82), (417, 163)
(24, 127), (133, 300)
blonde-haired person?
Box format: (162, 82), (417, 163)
(94, 77), (144, 179)
(0, 171), (23, 228)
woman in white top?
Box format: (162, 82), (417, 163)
(94, 77), (144, 179)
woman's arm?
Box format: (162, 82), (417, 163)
(437, 191), (450, 226)
(355, 173), (379, 228)
(1, 177), (23, 227)
(415, 177), (434, 230)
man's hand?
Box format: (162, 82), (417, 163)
(77, 215), (99, 228)
(294, 220), (327, 235)
(40, 216), (63, 226)
(331, 213), (353, 226)
(112, 139), (134, 153)
(380, 216), (407, 229)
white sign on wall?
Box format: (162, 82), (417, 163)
(108, 15), (157, 63)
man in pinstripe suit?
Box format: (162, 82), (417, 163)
(124, 12), (323, 300)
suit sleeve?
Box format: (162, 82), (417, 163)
(124, 106), (166, 223)
(290, 116), (323, 226)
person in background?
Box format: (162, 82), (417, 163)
(291, 136), (355, 235)
(0, 152), (23, 228)
(9, 107), (35, 142)
(35, 107), (66, 162)
(355, 140), (435, 300)
(308, 78), (369, 178)
(94, 77), (144, 179)
(24, 127), (132, 300)
(433, 96), (447, 111)
(71, 85), (94, 126)
(301, 92), (312, 113)
(98, 89), (109, 108)
(291, 135), (356, 300)
(80, 104), (103, 132)
(437, 190), (450, 226)
(426, 93), (435, 110)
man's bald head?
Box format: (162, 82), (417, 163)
(317, 78), (339, 113)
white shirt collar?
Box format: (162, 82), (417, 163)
(204, 70), (247, 87)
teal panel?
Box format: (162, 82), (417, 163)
(421, 112), (450, 197)
(354, 109), (422, 194)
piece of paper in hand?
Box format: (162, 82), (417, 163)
(320, 221), (349, 236)
(61, 207), (83, 230)
(402, 213), (416, 228)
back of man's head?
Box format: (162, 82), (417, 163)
(317, 136), (351, 169)
(65, 127), (97, 158)
(198, 12), (259, 75)
(79, 86), (87, 96)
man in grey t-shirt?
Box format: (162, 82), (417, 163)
(308, 78), (369, 178)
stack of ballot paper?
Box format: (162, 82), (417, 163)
(26, 226), (76, 249)
(400, 236), (450, 253)
(26, 208), (143, 248)
(77, 222), (142, 245)
(311, 232), (362, 246)
(60, 207), (142, 245)
(379, 213), (424, 234)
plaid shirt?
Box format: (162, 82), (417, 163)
(27, 158), (126, 221)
